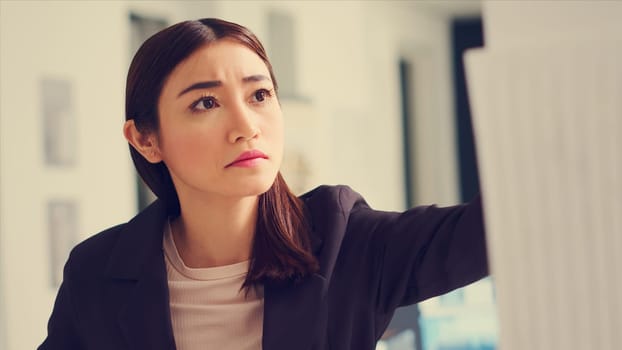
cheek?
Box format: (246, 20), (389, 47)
(270, 120), (284, 145)
(269, 116), (285, 168)
(266, 108), (285, 147)
(160, 127), (221, 168)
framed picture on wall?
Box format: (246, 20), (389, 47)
(41, 78), (76, 166)
(47, 199), (78, 287)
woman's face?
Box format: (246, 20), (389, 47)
(154, 39), (283, 201)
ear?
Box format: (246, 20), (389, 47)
(123, 120), (163, 164)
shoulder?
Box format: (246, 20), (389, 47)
(300, 185), (399, 230)
(65, 199), (168, 278)
(65, 223), (127, 277)
(299, 184), (369, 216)
(299, 185), (378, 253)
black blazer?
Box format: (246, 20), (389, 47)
(39, 185), (488, 350)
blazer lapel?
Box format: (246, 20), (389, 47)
(105, 200), (176, 350)
(262, 187), (353, 349)
(262, 273), (328, 350)
(100, 186), (355, 350)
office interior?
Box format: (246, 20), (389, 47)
(1, 1), (620, 349)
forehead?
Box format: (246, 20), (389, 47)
(166, 39), (270, 85)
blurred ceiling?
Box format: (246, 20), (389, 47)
(410, 0), (482, 18)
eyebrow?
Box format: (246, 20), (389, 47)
(177, 74), (271, 98)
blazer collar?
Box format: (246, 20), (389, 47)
(262, 274), (328, 349)
(105, 199), (168, 280)
(261, 186), (353, 349)
(102, 192), (340, 350)
(105, 200), (176, 349)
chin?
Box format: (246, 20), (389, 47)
(229, 174), (277, 197)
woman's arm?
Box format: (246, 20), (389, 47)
(350, 195), (488, 314)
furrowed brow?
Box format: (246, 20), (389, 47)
(242, 75), (271, 83)
(177, 80), (222, 98)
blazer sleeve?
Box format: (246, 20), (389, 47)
(38, 252), (83, 349)
(349, 194), (488, 314)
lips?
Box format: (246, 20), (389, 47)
(226, 149), (268, 168)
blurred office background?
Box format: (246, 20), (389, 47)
(3, 1), (619, 349)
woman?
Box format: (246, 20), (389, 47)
(39, 18), (488, 350)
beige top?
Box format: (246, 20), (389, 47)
(163, 221), (264, 350)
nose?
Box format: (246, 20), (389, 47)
(227, 104), (260, 143)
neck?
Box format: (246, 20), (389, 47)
(171, 193), (259, 268)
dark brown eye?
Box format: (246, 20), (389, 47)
(253, 89), (271, 102)
(200, 98), (215, 109)
(191, 96), (218, 111)
(255, 90), (266, 102)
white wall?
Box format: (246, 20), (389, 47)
(212, 0), (464, 208)
(484, 0), (622, 49)
(0, 1), (466, 348)
(466, 1), (622, 349)
(0, 2), (135, 349)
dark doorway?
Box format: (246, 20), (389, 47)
(379, 58), (424, 350)
(400, 59), (416, 209)
(452, 18), (484, 202)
